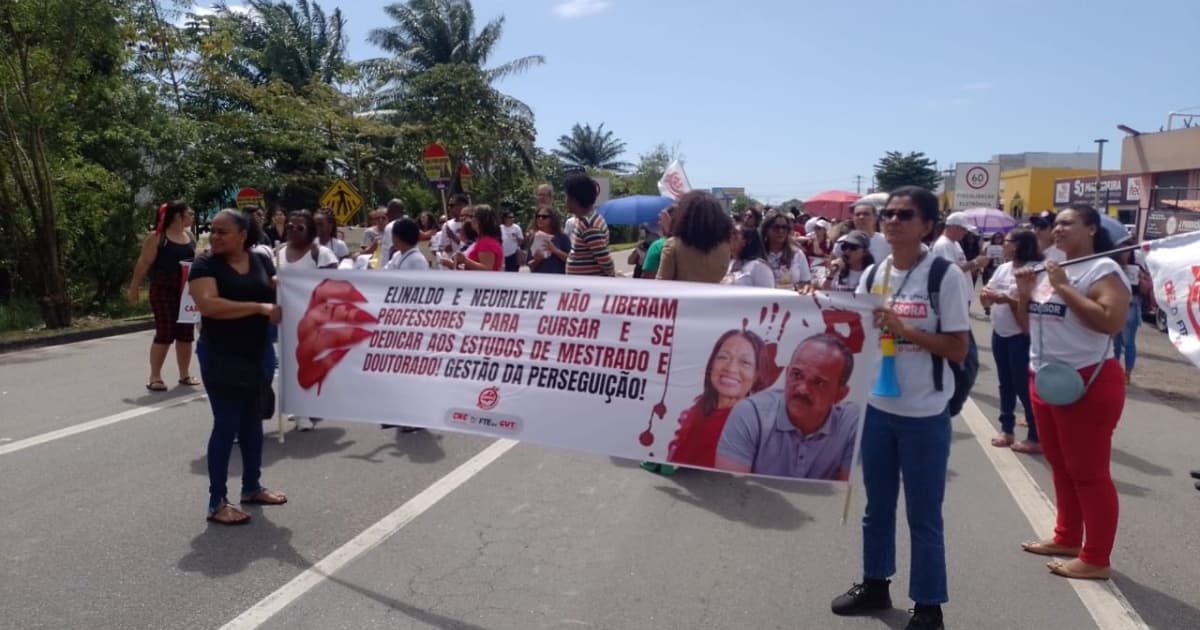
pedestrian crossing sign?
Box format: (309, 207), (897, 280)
(320, 179), (364, 225)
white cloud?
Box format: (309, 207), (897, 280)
(187, 3), (251, 18)
(962, 81), (995, 91)
(950, 96), (972, 106)
(553, 0), (613, 19)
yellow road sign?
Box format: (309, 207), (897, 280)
(320, 179), (364, 225)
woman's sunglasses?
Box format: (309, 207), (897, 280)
(536, 214), (552, 219)
(880, 209), (917, 221)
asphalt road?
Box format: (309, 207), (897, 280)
(1, 267), (1198, 630)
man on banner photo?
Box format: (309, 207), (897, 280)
(714, 334), (859, 480)
(657, 159), (692, 200)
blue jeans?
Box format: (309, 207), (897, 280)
(992, 331), (1037, 440)
(198, 340), (274, 511)
(861, 406), (951, 605)
(1113, 297), (1140, 372)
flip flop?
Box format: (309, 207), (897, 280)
(206, 502), (251, 525)
(178, 376), (202, 386)
(146, 380), (168, 392)
(1021, 540), (1081, 557)
(991, 433), (1014, 447)
(1011, 441), (1043, 454)
(1047, 559), (1110, 580)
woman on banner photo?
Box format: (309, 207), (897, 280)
(834, 186), (972, 630)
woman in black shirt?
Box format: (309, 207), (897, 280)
(128, 201), (198, 391)
(189, 209), (287, 525)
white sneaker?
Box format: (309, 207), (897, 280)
(295, 417), (314, 432)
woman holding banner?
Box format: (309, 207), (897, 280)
(667, 330), (769, 468)
(834, 186), (971, 630)
(1013, 204), (1129, 581)
(980, 229), (1042, 453)
(189, 209), (287, 526)
(128, 201), (199, 392)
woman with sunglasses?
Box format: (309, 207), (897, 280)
(833, 186), (972, 630)
(446, 205), (503, 271)
(1013, 204), (1129, 581)
(980, 229), (1042, 454)
(528, 209), (571, 274)
(823, 230), (874, 292)
(759, 213), (811, 289)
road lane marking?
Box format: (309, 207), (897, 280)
(219, 438), (519, 630)
(960, 399), (1149, 630)
(0, 393), (207, 457)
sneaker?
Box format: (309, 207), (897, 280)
(905, 606), (944, 630)
(831, 580), (891, 616)
(295, 417), (314, 432)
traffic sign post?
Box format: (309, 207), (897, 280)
(320, 179), (365, 226)
(235, 187), (264, 210)
(459, 163), (472, 193)
(952, 163), (999, 210)
(423, 143), (452, 214)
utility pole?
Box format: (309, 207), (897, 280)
(1093, 138), (1107, 209)
(854, 175), (863, 194)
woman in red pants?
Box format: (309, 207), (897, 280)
(1014, 203), (1130, 580)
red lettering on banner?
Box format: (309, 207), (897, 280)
(892, 301), (928, 318)
(601, 295), (679, 320)
(557, 290), (590, 312)
(650, 324), (674, 346)
(619, 321), (632, 342)
(480, 312), (519, 333)
(426, 333), (456, 352)
(657, 352), (670, 375)
(458, 335), (525, 358)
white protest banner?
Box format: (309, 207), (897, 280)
(278, 271), (882, 482)
(1145, 230), (1200, 369)
(657, 160), (692, 200)
(177, 261), (199, 324)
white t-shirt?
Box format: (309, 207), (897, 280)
(564, 216), (577, 240)
(1029, 257), (1130, 370)
(443, 219), (464, 248)
(931, 235), (966, 266)
(857, 255), (973, 418)
(765, 249), (811, 285)
(722, 259), (775, 288)
(378, 221), (398, 265)
(1043, 245), (1066, 263)
(868, 232), (891, 263)
(320, 238), (349, 260)
(829, 268), (864, 292)
(384, 248), (430, 271)
(986, 262), (1024, 338)
(276, 244), (338, 270)
(500, 224), (523, 257)
(361, 227), (381, 249)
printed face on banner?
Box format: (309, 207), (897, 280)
(278, 272), (880, 483)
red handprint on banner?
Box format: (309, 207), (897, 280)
(743, 302), (792, 386)
(296, 279), (378, 393)
(821, 309), (866, 354)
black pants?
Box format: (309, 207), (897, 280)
(504, 252), (520, 272)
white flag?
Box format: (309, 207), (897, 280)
(657, 160), (691, 200)
(1144, 230), (1200, 369)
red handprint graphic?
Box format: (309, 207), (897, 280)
(296, 279), (378, 393)
(822, 309), (866, 354)
(743, 302), (792, 386)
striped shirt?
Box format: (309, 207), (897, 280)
(566, 211), (615, 276)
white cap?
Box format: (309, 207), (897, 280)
(945, 212), (978, 233)
(805, 218), (832, 233)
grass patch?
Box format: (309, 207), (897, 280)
(0, 296), (152, 344)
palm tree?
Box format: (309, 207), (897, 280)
(553, 123), (631, 172)
(362, 0), (543, 118)
(206, 0), (348, 89)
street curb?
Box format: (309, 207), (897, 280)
(0, 317), (154, 355)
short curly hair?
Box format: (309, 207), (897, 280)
(672, 191), (733, 253)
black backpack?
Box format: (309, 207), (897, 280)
(866, 256), (978, 416)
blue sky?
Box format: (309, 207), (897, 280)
(197, 0), (1200, 203)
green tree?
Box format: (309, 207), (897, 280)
(0, 0), (129, 327)
(616, 143), (673, 196)
(553, 123), (631, 172)
(873, 150), (941, 192)
(774, 198), (805, 214)
(730, 195), (763, 214)
(363, 0), (543, 119)
(207, 0), (350, 89)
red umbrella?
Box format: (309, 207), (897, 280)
(804, 190), (862, 220)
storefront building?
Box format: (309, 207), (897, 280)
(1120, 125), (1200, 240)
(1051, 173), (1141, 224)
(1000, 167), (1097, 217)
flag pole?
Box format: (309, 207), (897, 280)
(1030, 243), (1141, 273)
